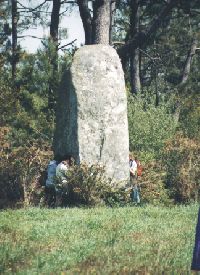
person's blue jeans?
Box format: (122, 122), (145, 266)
(131, 185), (140, 203)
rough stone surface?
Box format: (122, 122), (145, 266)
(53, 45), (129, 185)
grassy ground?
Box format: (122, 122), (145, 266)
(0, 204), (198, 274)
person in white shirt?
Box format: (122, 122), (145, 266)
(129, 156), (137, 177)
(55, 157), (72, 207)
(56, 160), (70, 184)
(129, 155), (140, 204)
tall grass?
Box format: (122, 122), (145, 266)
(0, 204), (198, 274)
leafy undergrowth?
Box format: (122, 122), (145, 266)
(0, 204), (198, 274)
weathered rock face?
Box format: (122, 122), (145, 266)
(53, 45), (129, 185)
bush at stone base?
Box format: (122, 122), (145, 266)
(54, 162), (131, 207)
(54, 161), (173, 207)
(164, 134), (200, 203)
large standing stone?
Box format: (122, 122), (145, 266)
(53, 45), (129, 185)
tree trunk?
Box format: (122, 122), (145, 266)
(130, 0), (141, 94)
(77, 0), (92, 45)
(50, 0), (61, 47)
(11, 0), (17, 81)
(180, 38), (197, 85)
(92, 0), (111, 44)
(109, 0), (116, 44)
(48, 0), (61, 112)
(130, 49), (141, 94)
(77, 0), (113, 45)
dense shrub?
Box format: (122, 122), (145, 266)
(179, 93), (200, 140)
(138, 161), (172, 205)
(53, 161), (172, 207)
(0, 127), (52, 208)
(0, 73), (16, 127)
(164, 134), (200, 203)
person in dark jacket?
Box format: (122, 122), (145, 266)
(191, 207), (200, 271)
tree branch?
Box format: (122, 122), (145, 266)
(59, 8), (69, 16)
(58, 39), (77, 50)
(60, 0), (76, 4)
(139, 48), (160, 64)
(17, 35), (44, 40)
(17, 0), (50, 12)
(18, 8), (51, 14)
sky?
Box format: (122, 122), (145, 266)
(19, 1), (85, 53)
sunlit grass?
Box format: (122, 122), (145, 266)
(0, 204), (198, 274)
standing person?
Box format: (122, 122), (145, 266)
(129, 155), (140, 204)
(129, 155), (137, 178)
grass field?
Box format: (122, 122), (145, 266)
(0, 204), (198, 274)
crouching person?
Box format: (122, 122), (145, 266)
(55, 156), (72, 207)
(45, 160), (58, 207)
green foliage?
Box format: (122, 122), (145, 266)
(0, 42), (73, 147)
(0, 205), (197, 273)
(0, 127), (53, 209)
(139, 161), (173, 206)
(164, 134), (200, 203)
(179, 92), (200, 140)
(128, 93), (177, 160)
(0, 127), (22, 209)
(0, 69), (16, 126)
